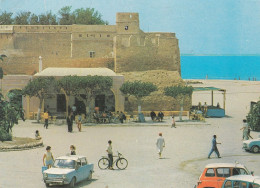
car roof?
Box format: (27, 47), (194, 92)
(56, 155), (86, 160)
(226, 175), (260, 184)
(205, 163), (246, 168)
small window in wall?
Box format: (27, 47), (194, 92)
(79, 34), (82, 37)
(125, 26), (128, 30)
(89, 51), (95, 58)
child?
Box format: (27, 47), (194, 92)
(35, 130), (42, 140)
(70, 145), (76, 155)
(43, 146), (54, 169)
(171, 116), (176, 128)
(77, 114), (82, 132)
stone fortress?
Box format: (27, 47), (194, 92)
(0, 12), (185, 116)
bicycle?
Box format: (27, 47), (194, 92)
(98, 151), (128, 170)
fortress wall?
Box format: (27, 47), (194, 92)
(0, 13), (181, 76)
(72, 31), (114, 58)
(72, 25), (116, 32)
(42, 58), (114, 70)
(13, 33), (71, 58)
(0, 33), (14, 49)
(114, 33), (180, 73)
(1, 57), (114, 75)
(72, 39), (114, 58)
(13, 25), (72, 33)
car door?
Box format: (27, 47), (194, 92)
(216, 168), (231, 188)
(75, 160), (84, 182)
(222, 180), (232, 188)
(80, 158), (90, 180)
(199, 168), (218, 188)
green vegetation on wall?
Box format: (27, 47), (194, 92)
(0, 6), (108, 25)
(247, 101), (260, 131)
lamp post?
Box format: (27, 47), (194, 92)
(39, 56), (42, 72)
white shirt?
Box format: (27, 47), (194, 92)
(156, 136), (165, 149)
(107, 145), (113, 154)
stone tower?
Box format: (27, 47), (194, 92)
(116, 13), (140, 34)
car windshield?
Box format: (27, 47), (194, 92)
(53, 159), (76, 169)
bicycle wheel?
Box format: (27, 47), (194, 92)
(116, 158), (128, 170)
(98, 158), (109, 170)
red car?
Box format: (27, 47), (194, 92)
(196, 163), (251, 188)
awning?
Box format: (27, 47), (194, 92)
(192, 87), (226, 110)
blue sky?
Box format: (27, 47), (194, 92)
(0, 0), (259, 55)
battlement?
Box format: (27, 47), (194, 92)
(0, 25), (13, 33)
(116, 13), (139, 23)
(146, 32), (176, 38)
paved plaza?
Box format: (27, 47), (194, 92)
(1, 80), (260, 188)
(0, 117), (259, 188)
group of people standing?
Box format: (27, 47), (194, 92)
(67, 104), (82, 133)
(43, 145), (77, 169)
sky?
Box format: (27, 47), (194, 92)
(0, 0), (259, 55)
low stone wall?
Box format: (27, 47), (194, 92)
(0, 137), (43, 152)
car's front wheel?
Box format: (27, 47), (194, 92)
(251, 146), (260, 153)
(69, 177), (76, 188)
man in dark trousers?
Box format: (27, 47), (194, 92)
(208, 135), (221, 159)
(67, 112), (73, 132)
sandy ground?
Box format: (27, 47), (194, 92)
(0, 80), (260, 188)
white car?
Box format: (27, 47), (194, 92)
(43, 155), (94, 187)
(243, 137), (260, 153)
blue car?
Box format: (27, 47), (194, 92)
(222, 175), (260, 188)
(43, 155), (94, 187)
(243, 137), (260, 153)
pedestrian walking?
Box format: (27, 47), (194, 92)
(43, 146), (54, 169)
(67, 112), (73, 132)
(171, 116), (176, 128)
(208, 135), (221, 159)
(156, 133), (165, 158)
(106, 140), (114, 170)
(70, 145), (76, 155)
(240, 119), (249, 140)
(77, 114), (82, 132)
(43, 111), (49, 129)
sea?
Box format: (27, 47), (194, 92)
(181, 55), (260, 80)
